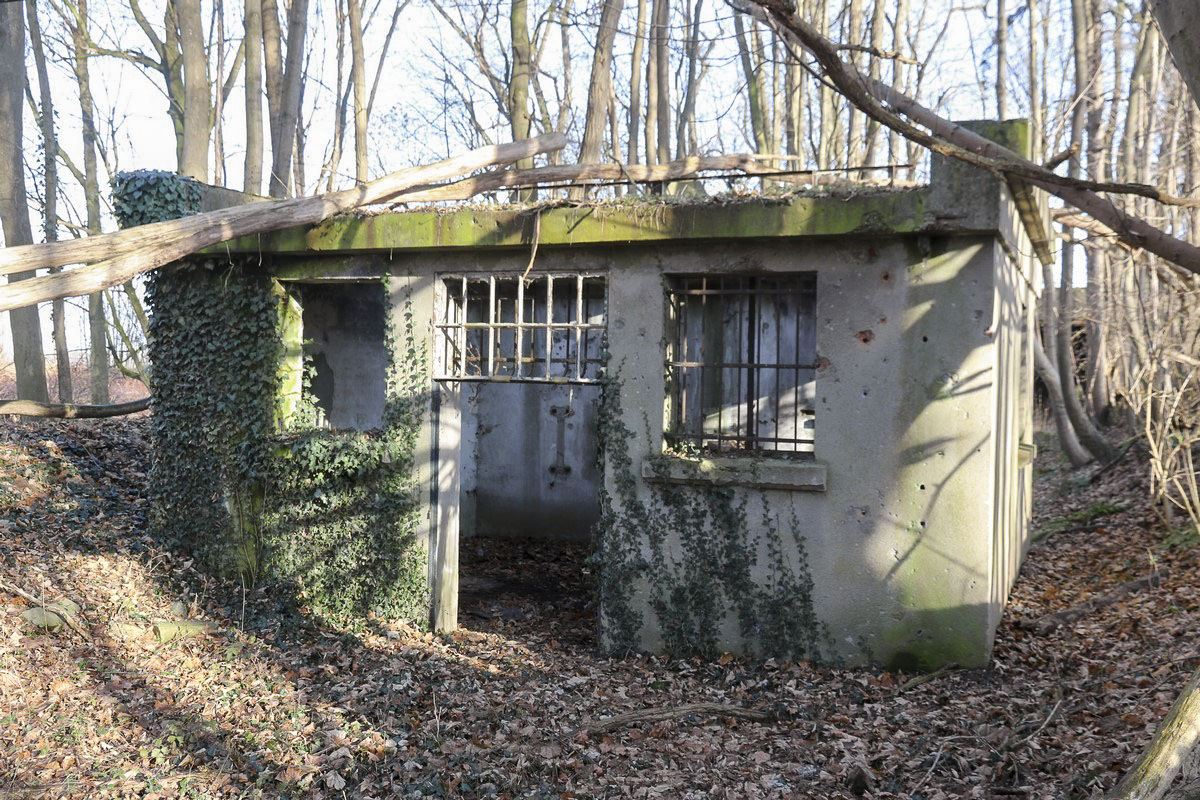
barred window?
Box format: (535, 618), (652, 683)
(435, 273), (607, 383)
(665, 274), (817, 456)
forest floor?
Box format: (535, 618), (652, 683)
(0, 416), (1197, 799)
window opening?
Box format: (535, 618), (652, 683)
(436, 273), (607, 383)
(666, 274), (817, 455)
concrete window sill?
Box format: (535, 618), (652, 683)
(642, 455), (828, 492)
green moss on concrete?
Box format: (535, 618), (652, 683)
(216, 191), (931, 255)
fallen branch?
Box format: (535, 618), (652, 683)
(1088, 438), (1138, 484)
(0, 580), (90, 638)
(0, 396), (150, 418)
(737, 0), (1200, 274)
(0, 134), (566, 311)
(390, 155), (784, 203)
(580, 702), (774, 735)
(895, 662), (959, 693)
(1017, 570), (1168, 635)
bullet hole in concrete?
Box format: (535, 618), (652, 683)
(920, 520), (927, 528)
(856, 329), (875, 344)
(882, 271), (891, 281)
(922, 335), (928, 343)
(919, 484), (926, 491)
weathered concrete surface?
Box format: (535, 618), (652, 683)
(461, 382), (602, 541)
(223, 119), (1042, 667)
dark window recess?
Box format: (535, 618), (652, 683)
(297, 283), (388, 430)
(666, 274), (817, 456)
(436, 273), (607, 384)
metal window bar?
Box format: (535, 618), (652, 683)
(435, 272), (607, 384)
(665, 274), (817, 456)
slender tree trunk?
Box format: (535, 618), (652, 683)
(574, 0), (624, 199)
(734, 15), (769, 155)
(644, 0), (659, 167)
(177, 0), (208, 180)
(628, 0), (647, 165)
(653, 0), (671, 164)
(675, 0), (703, 159)
(1034, 333), (1093, 466)
(1057, 0), (1116, 461)
(261, 0), (283, 153)
(846, 0), (862, 163)
(347, 0), (369, 184)
(69, 0), (108, 403)
(27, 0), (71, 404)
(509, 0), (534, 197)
(996, 0), (1008, 118)
(1, 2), (48, 402)
(862, 0), (886, 163)
(243, 0), (264, 193)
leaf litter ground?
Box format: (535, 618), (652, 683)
(0, 418), (1196, 798)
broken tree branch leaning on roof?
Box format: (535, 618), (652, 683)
(734, 0), (1200, 275)
(0, 134), (569, 313)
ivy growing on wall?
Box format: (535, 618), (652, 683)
(594, 374), (828, 660)
(260, 294), (429, 625)
(146, 262), (431, 628)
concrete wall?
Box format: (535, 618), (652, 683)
(460, 382), (602, 541)
(596, 236), (1004, 668)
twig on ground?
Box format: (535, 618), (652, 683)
(579, 702), (775, 736)
(895, 663), (959, 693)
(0, 579), (90, 638)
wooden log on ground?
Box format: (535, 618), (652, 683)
(0, 396), (150, 418)
(152, 620), (215, 643)
(1109, 666), (1200, 800)
(0, 134), (566, 310)
(1017, 570), (1167, 635)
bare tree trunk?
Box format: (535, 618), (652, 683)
(69, 0), (109, 403)
(734, 15), (769, 154)
(629, 0), (648, 165)
(261, 0), (283, 153)
(675, 0), (703, 159)
(573, 0), (624, 200)
(845, 0), (863, 163)
(266, 0), (307, 197)
(1, 1), (48, 403)
(862, 0), (886, 163)
(347, 0), (368, 184)
(27, 0), (72, 404)
(1055, 0), (1115, 461)
(510, 0), (534, 197)
(1148, 0), (1200, 110)
(996, 0), (1007, 118)
(1034, 333), (1093, 466)
(653, 0), (671, 164)
(243, 0), (264, 193)
(177, 0), (209, 180)
(644, 0), (659, 167)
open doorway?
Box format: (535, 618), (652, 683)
(433, 272), (606, 644)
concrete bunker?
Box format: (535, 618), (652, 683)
(156, 118), (1053, 669)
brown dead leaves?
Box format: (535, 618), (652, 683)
(0, 421), (1195, 798)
